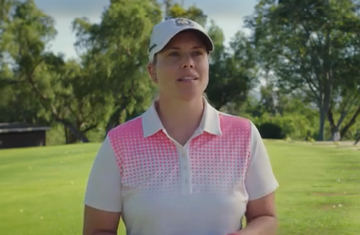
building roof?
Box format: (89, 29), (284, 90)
(0, 123), (50, 134)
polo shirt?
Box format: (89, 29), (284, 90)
(84, 99), (279, 235)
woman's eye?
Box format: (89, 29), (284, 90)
(192, 51), (204, 56)
(168, 52), (179, 56)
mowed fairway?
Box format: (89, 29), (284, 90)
(0, 141), (359, 235)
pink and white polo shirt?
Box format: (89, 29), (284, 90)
(84, 99), (279, 235)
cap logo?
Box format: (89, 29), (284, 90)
(174, 18), (193, 27)
(149, 43), (157, 52)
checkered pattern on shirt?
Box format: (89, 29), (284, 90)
(108, 114), (251, 196)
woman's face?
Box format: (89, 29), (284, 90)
(148, 30), (209, 101)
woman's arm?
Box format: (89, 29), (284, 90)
(237, 192), (278, 235)
(83, 205), (121, 235)
(83, 136), (123, 235)
(227, 122), (279, 235)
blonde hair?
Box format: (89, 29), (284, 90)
(152, 54), (157, 65)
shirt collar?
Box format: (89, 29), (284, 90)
(141, 101), (163, 138)
(141, 98), (222, 138)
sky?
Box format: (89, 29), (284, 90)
(34, 0), (258, 60)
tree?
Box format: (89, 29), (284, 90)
(0, 0), (14, 23)
(167, 2), (207, 26)
(163, 0), (173, 17)
(1, 0), (115, 143)
(327, 48), (360, 139)
(73, 0), (162, 133)
(206, 19), (225, 49)
(259, 82), (277, 116)
(206, 31), (258, 110)
(245, 0), (360, 140)
(0, 0), (59, 125)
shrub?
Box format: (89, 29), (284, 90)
(248, 112), (320, 140)
(258, 122), (284, 139)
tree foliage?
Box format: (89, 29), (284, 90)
(1, 0), (359, 144)
(245, 0), (360, 140)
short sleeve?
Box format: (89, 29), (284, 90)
(84, 135), (122, 212)
(245, 122), (279, 201)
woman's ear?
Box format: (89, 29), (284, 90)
(147, 62), (158, 83)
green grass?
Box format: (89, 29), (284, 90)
(267, 141), (360, 235)
(0, 141), (359, 235)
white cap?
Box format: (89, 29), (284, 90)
(148, 17), (214, 61)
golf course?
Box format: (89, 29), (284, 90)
(0, 140), (359, 235)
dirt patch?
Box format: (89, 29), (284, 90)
(310, 141), (360, 151)
(312, 192), (359, 196)
(336, 146), (360, 151)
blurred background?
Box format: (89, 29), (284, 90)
(1, 0), (359, 148)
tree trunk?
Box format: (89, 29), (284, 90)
(340, 105), (360, 138)
(105, 96), (133, 134)
(56, 118), (90, 143)
(64, 125), (69, 144)
(327, 107), (336, 137)
(66, 130), (78, 144)
(105, 107), (123, 134)
(318, 107), (326, 141)
(320, 16), (332, 141)
(327, 107), (340, 141)
(25, 67), (90, 143)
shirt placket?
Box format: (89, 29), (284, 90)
(176, 144), (192, 194)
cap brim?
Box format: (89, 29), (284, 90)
(153, 28), (214, 57)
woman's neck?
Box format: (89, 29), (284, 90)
(155, 96), (205, 145)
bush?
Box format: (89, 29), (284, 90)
(257, 122), (285, 139)
(46, 124), (66, 146)
(248, 112), (319, 140)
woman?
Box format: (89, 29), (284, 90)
(83, 17), (279, 235)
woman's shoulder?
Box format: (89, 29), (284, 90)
(218, 112), (255, 130)
(107, 116), (143, 137)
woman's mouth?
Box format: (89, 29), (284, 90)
(177, 76), (198, 82)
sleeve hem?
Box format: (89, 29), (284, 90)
(248, 181), (279, 201)
(84, 201), (122, 213)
